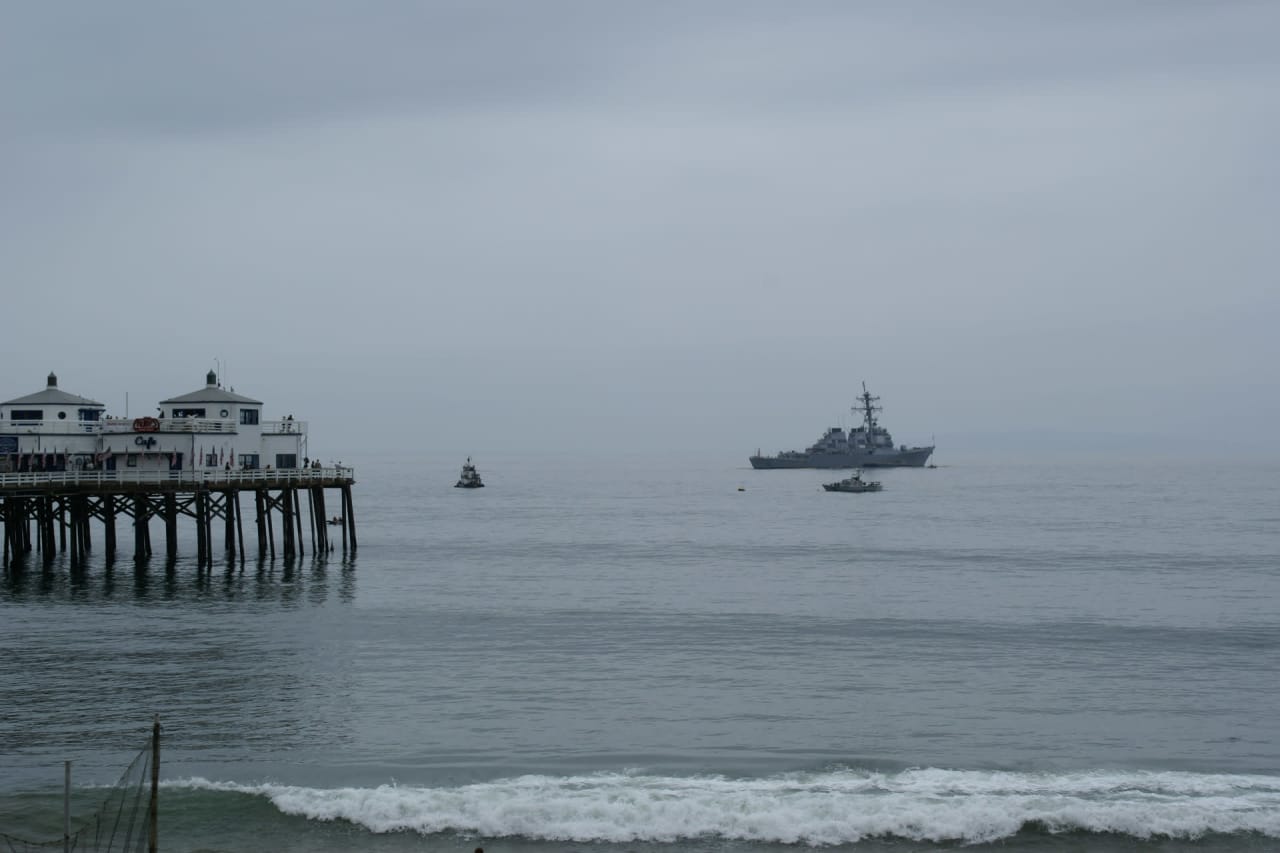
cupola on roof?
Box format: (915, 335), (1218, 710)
(159, 371), (262, 406)
(0, 372), (104, 408)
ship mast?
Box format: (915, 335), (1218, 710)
(852, 381), (881, 433)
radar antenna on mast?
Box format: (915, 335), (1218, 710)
(852, 381), (882, 432)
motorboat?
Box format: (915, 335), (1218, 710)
(455, 457), (485, 488)
(822, 470), (882, 493)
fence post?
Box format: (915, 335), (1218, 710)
(64, 759), (71, 853)
(149, 716), (160, 853)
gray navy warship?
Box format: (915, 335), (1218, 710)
(750, 383), (934, 469)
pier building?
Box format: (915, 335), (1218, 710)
(1, 371), (355, 568)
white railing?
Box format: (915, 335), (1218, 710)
(0, 467), (354, 490)
(100, 418), (238, 434)
(5, 418), (306, 437)
(0, 420), (100, 435)
(262, 419), (307, 435)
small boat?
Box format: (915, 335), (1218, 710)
(455, 456), (485, 488)
(326, 516), (344, 525)
(822, 470), (882, 493)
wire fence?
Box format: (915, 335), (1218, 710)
(0, 728), (155, 853)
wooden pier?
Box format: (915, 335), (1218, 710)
(0, 467), (356, 569)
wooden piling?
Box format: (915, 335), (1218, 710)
(164, 494), (178, 559)
(69, 499), (80, 565)
(283, 490), (296, 557)
(133, 495), (147, 560)
(81, 497), (92, 552)
(104, 495), (116, 562)
(58, 497), (67, 553)
(2, 469), (354, 573)
(198, 491), (211, 563)
(254, 491), (268, 558)
(265, 493), (276, 559)
(306, 488), (317, 554)
(233, 492), (246, 566)
(293, 490), (305, 557)
(47, 498), (58, 559)
(342, 486), (357, 551)
(224, 492), (236, 559)
(195, 491), (208, 567)
(312, 487), (328, 551)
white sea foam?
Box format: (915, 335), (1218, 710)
(172, 768), (1280, 844)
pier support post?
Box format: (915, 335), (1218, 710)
(133, 495), (148, 561)
(41, 497), (56, 562)
(312, 488), (328, 551)
(254, 491), (268, 559)
(103, 495), (116, 563)
(233, 492), (246, 567)
(58, 497), (67, 554)
(281, 489), (295, 558)
(342, 486), (357, 552)
(195, 491), (207, 567)
(202, 492), (214, 567)
(223, 491), (236, 560)
(306, 488), (317, 554)
(80, 497), (91, 553)
(293, 489), (305, 557)
(68, 498), (80, 565)
(164, 494), (178, 560)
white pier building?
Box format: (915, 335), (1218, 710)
(0, 371), (308, 474)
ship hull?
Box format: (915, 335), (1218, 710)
(750, 446), (934, 469)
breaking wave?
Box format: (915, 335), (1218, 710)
(173, 767), (1280, 845)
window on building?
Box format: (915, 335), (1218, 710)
(205, 454), (219, 467)
(240, 453), (260, 470)
(10, 410), (43, 421)
(240, 409), (259, 425)
(78, 409), (102, 421)
(275, 454), (297, 469)
(127, 454), (138, 467)
(172, 408), (206, 419)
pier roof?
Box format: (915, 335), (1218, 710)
(159, 371), (262, 406)
(1, 373), (103, 408)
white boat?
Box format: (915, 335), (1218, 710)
(822, 470), (882, 493)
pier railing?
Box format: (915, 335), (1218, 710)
(101, 417), (237, 434)
(0, 420), (101, 435)
(2, 417), (307, 437)
(262, 419), (307, 435)
(0, 466), (353, 492)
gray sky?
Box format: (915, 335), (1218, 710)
(3, 2), (1277, 455)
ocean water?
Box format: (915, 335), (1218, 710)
(2, 450), (1278, 852)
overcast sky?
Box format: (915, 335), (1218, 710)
(3, 2), (1277, 456)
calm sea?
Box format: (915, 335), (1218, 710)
(2, 450), (1278, 852)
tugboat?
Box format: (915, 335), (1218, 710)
(455, 456), (485, 489)
(750, 382), (934, 469)
(822, 470), (882, 493)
